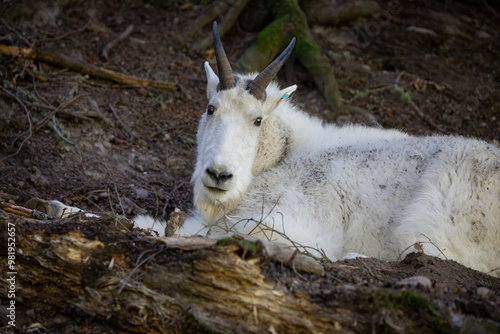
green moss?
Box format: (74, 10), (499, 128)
(368, 289), (430, 310)
(215, 237), (259, 259)
(216, 237), (235, 246)
(365, 288), (455, 333)
(238, 239), (258, 257)
(237, 0), (344, 110)
(252, 0), (313, 64)
(256, 19), (284, 53)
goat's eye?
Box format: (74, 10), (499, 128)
(253, 117), (262, 126)
(207, 105), (215, 115)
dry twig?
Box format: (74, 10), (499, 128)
(45, 19), (92, 42)
(32, 77), (77, 146)
(33, 94), (87, 133)
(108, 103), (138, 138)
(0, 201), (54, 220)
(100, 24), (135, 61)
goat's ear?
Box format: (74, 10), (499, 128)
(264, 85), (297, 114)
(204, 61), (219, 100)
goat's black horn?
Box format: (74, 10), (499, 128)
(247, 37), (296, 101)
(212, 21), (235, 90)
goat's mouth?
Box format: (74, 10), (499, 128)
(204, 185), (227, 193)
(202, 179), (233, 192)
(202, 176), (234, 192)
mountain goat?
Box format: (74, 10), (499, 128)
(183, 22), (500, 275)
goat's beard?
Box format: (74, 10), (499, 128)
(191, 166), (253, 225)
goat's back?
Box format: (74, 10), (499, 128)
(228, 134), (500, 274)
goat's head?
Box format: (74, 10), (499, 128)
(191, 22), (297, 223)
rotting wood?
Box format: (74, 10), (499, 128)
(0, 213), (357, 333)
(0, 45), (178, 92)
(148, 234), (324, 276)
(2, 212), (496, 333)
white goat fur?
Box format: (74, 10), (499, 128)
(178, 62), (500, 275)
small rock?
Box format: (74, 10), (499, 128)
(133, 188), (149, 199)
(84, 170), (107, 182)
(475, 30), (491, 39)
(102, 140), (112, 149)
(341, 252), (368, 260)
(29, 167), (50, 187)
(406, 26), (437, 36)
(343, 284), (356, 292)
(476, 287), (490, 298)
(119, 197), (147, 215)
(86, 96), (99, 111)
(93, 141), (108, 154)
(360, 64), (371, 72)
(395, 275), (432, 290)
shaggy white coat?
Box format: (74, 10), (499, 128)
(175, 63), (500, 275)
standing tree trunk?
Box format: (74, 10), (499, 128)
(238, 0), (344, 110)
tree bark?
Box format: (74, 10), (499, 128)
(1, 211), (498, 333)
(237, 0), (344, 110)
(0, 212), (359, 333)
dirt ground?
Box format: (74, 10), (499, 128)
(0, 0), (499, 332)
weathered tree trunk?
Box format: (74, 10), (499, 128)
(2, 211), (498, 333)
(0, 212), (363, 333)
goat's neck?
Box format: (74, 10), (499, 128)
(251, 114), (290, 175)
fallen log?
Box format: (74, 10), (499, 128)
(0, 212), (356, 333)
(1, 211), (499, 333)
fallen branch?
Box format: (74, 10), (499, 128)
(0, 201), (54, 220)
(345, 105), (378, 125)
(100, 24), (135, 61)
(45, 19), (92, 42)
(0, 45), (177, 91)
(33, 94), (87, 132)
(32, 77), (77, 146)
(50, 115), (77, 146)
(108, 103), (138, 138)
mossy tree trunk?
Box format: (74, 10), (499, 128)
(237, 0), (344, 110)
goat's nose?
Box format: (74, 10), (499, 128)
(206, 167), (233, 183)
